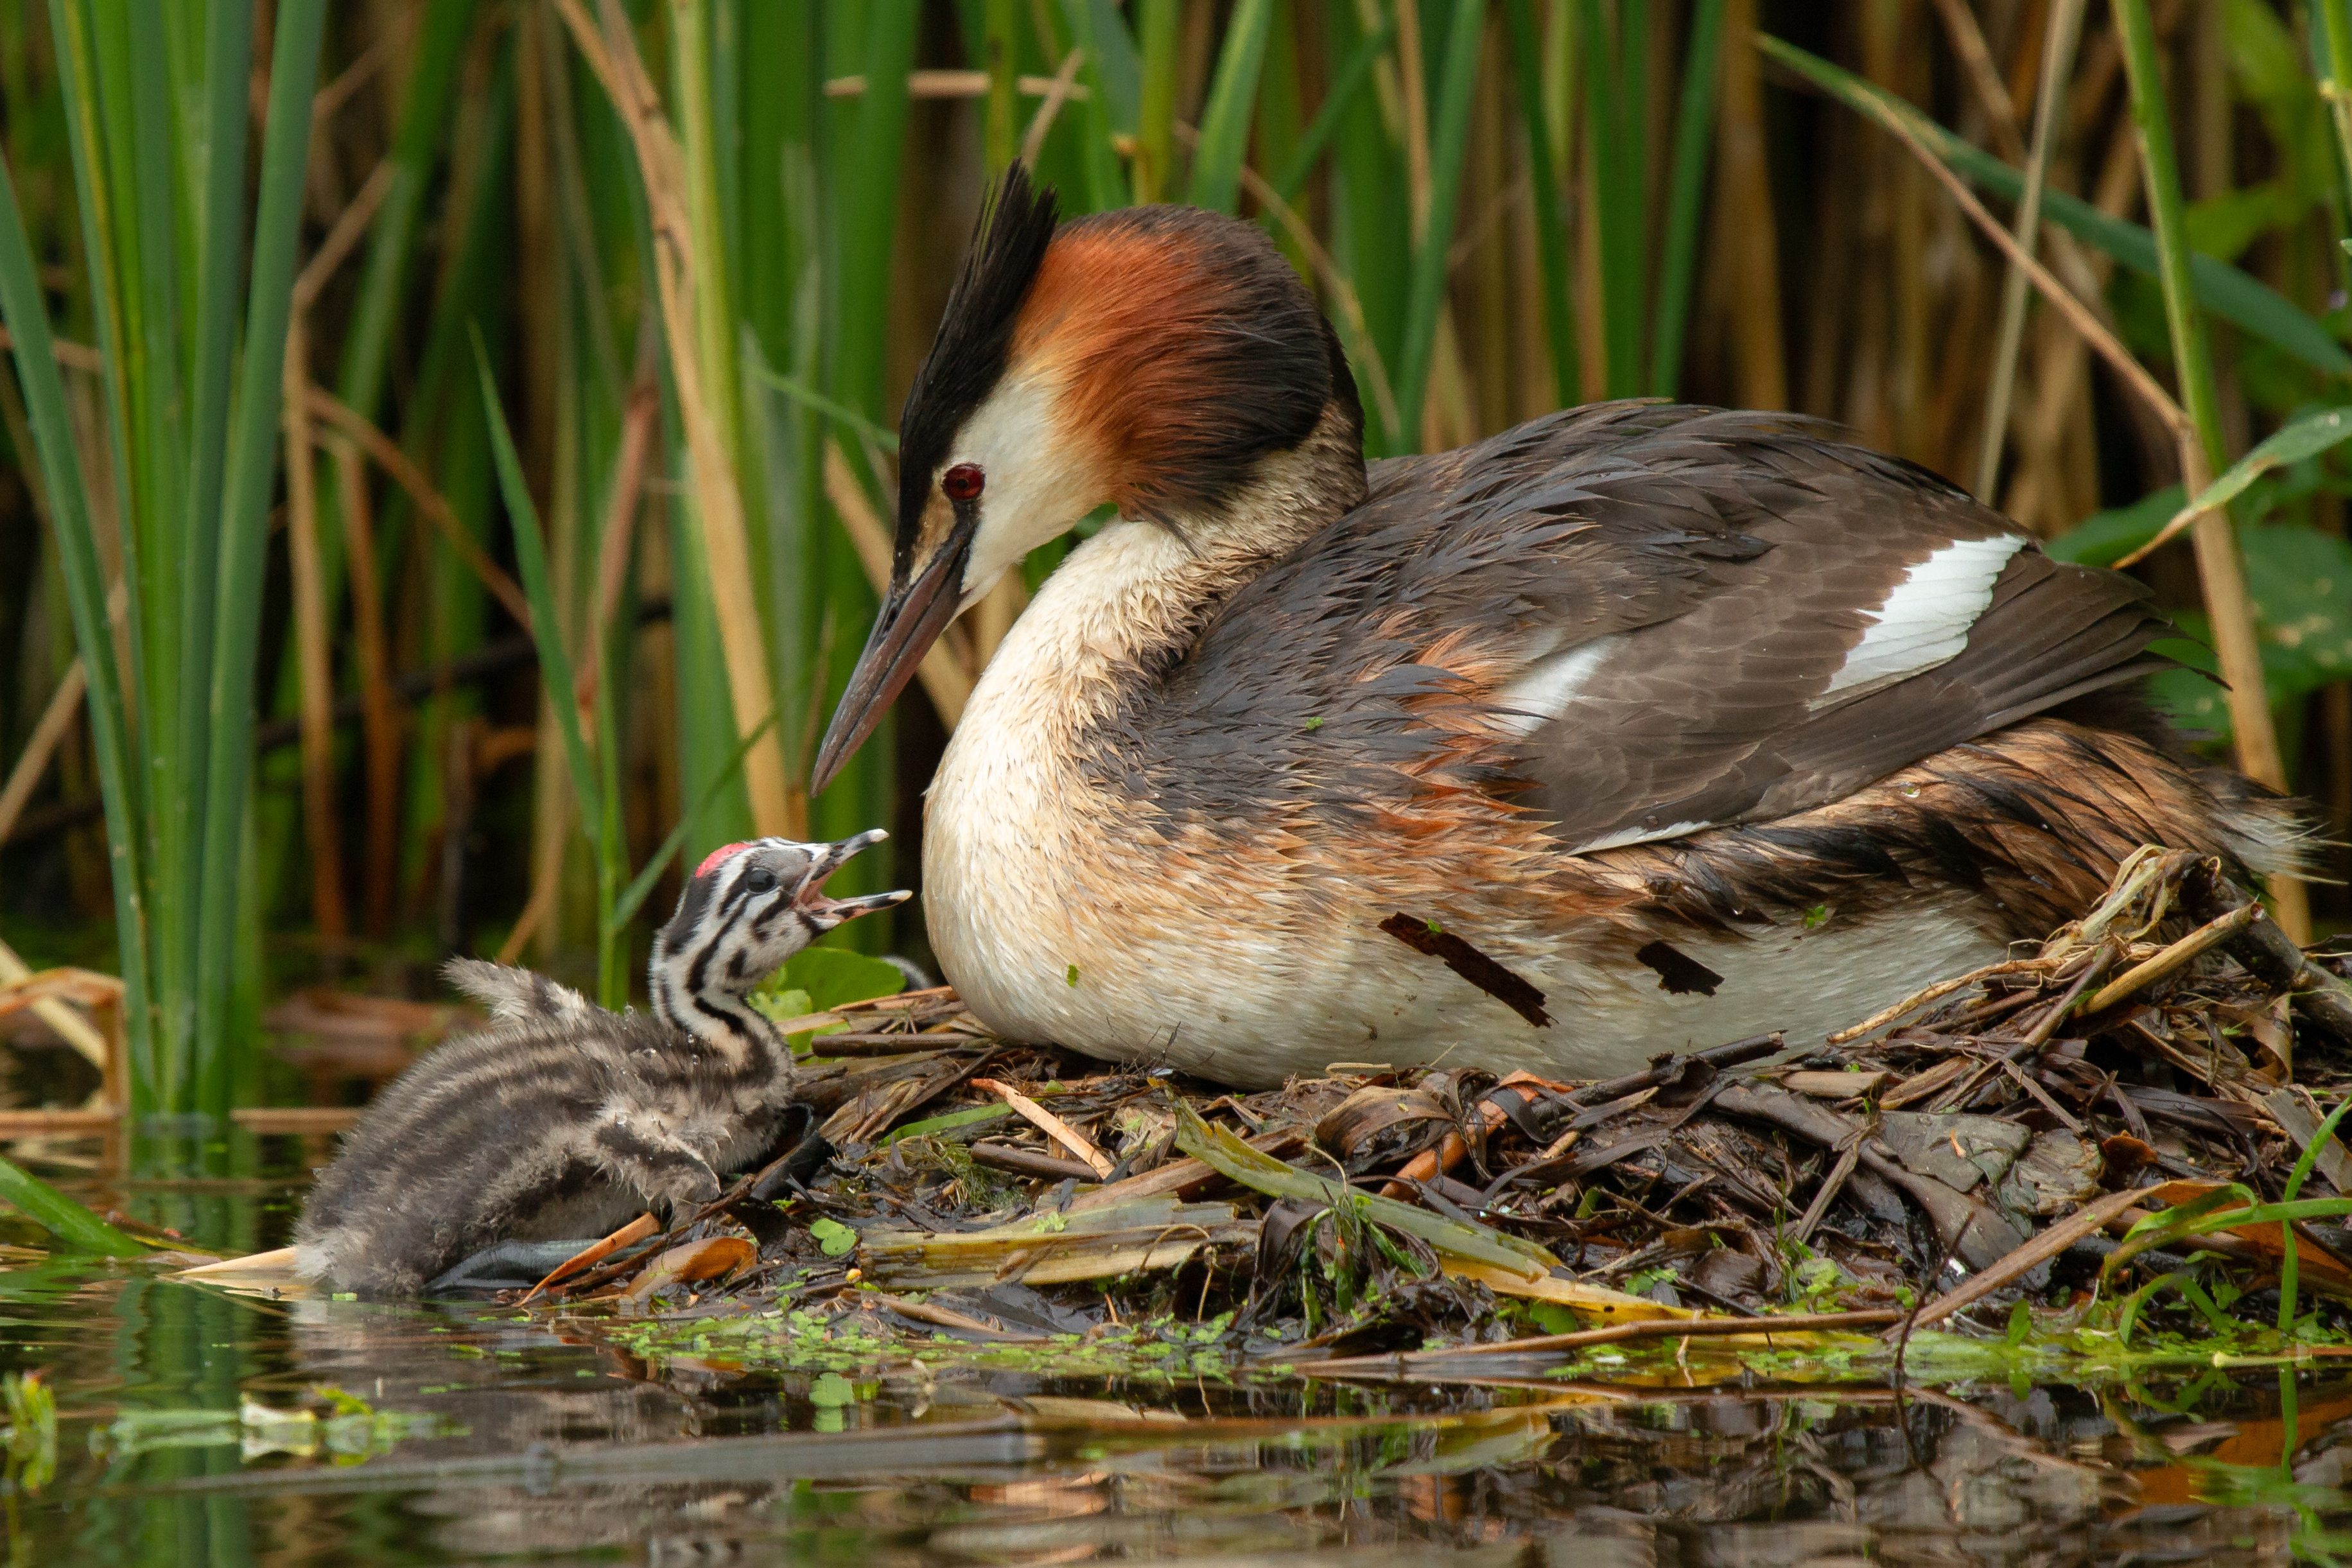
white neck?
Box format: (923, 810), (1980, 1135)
(963, 399), (1368, 735)
(923, 407), (1364, 1040)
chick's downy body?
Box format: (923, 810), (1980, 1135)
(293, 833), (905, 1295)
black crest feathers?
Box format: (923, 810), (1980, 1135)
(894, 164), (1059, 566)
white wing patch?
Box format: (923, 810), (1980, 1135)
(1491, 634), (1623, 738)
(1570, 818), (1711, 855)
(1813, 535), (2025, 709)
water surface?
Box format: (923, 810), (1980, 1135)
(7, 1171), (2352, 1565)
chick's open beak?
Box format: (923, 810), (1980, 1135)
(792, 829), (912, 925)
(812, 518), (976, 795)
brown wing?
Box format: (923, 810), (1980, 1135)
(1121, 403), (2168, 851)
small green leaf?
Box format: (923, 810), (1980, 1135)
(751, 988), (814, 1025)
(1032, 1211), (1070, 1233)
(2005, 1298), (2032, 1346)
(1303, 715), (1323, 731)
(808, 1217), (857, 1258)
(1425, 919), (1443, 936)
(1066, 963), (1080, 987)
(1802, 903), (1832, 930)
(884, 1103), (1013, 1144)
(751, 949), (908, 1054)
(771, 948), (906, 1013)
(2172, 406), (2352, 534)
(1526, 1300), (1581, 1336)
(807, 1371), (858, 1407)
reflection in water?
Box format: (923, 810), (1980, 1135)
(3, 1189), (2350, 1565)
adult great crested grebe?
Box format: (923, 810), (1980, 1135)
(812, 166), (2297, 1091)
(295, 833), (905, 1295)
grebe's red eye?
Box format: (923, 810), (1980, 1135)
(942, 463), (985, 502)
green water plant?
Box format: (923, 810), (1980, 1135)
(1, 1371), (54, 1494)
(0, 1153), (142, 1256)
(0, 1), (326, 1150)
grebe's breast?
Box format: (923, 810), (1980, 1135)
(921, 406), (2287, 1086)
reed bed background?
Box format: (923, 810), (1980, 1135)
(3, 0), (2352, 1159)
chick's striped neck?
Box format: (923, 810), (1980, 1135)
(648, 920), (787, 1074)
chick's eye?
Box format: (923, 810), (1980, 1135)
(942, 463), (985, 502)
(742, 867), (779, 894)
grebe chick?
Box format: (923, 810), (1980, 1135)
(293, 832), (907, 1296)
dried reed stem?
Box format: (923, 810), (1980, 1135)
(305, 386), (530, 625)
(1719, 6), (1785, 407)
(1973, 0), (2085, 504)
(281, 315), (347, 941)
(555, 0), (789, 835)
(333, 440), (401, 936)
(0, 661), (86, 844)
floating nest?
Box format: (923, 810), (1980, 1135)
(486, 846), (2352, 1370)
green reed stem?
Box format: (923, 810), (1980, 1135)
(337, 0), (473, 421)
(1134, 0), (1180, 202)
(1650, 0), (1725, 397)
(1393, 0), (1486, 449)
(1504, 0), (1576, 407)
(1189, 0), (1274, 214)
(984, 0), (1018, 173)
(191, 0), (327, 1120)
(475, 331), (616, 998)
(0, 144), (151, 1098)
(1580, 0), (1648, 397)
(1271, 17), (1390, 203)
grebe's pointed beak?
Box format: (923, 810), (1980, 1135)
(811, 517), (976, 796)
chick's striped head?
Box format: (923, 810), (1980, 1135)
(650, 832), (909, 1016)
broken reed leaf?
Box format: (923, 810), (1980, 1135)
(858, 1193), (1251, 1288)
(1304, 1307), (1901, 1373)
(1316, 1083), (1453, 1175)
(2077, 901), (2261, 1014)
(1378, 912), (1551, 1027)
(1066, 1127), (1309, 1212)
(1437, 1256), (1697, 1321)
(622, 1236), (756, 1302)
(1380, 1070), (1574, 1198)
(1633, 939), (1723, 997)
(521, 1212), (659, 1304)
(0, 1156), (146, 1257)
(970, 1077), (1115, 1176)
(1172, 1101), (1558, 1279)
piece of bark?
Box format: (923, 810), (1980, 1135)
(2181, 858), (2352, 1042)
(1784, 1070), (1890, 1099)
(970, 1142), (1101, 1183)
(1066, 1128), (1307, 1212)
(1560, 1033), (1784, 1109)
